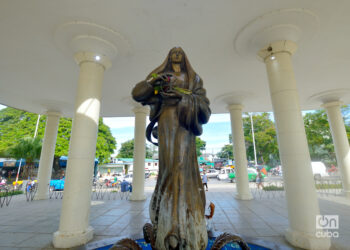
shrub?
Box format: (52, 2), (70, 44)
(263, 185), (284, 191)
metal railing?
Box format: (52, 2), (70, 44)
(248, 176), (344, 199)
(0, 185), (23, 207)
(48, 181), (131, 201)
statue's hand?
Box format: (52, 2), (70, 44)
(146, 73), (175, 85)
(160, 91), (182, 105)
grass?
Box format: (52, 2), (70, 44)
(0, 190), (23, 197)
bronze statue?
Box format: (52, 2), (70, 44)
(132, 47), (211, 249)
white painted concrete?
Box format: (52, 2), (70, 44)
(259, 40), (331, 250)
(323, 101), (350, 199)
(129, 106), (149, 201)
(228, 104), (253, 200)
(53, 52), (111, 248)
(35, 111), (61, 200)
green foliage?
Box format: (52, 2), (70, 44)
(195, 137), (206, 156)
(216, 144), (233, 159)
(243, 113), (279, 165)
(55, 118), (72, 157)
(0, 107), (116, 165)
(0, 190), (23, 197)
(315, 183), (343, 189)
(0, 108), (45, 156)
(8, 137), (42, 178)
(9, 137), (42, 162)
(303, 110), (336, 166)
(96, 118), (116, 164)
(263, 185), (284, 191)
(117, 139), (153, 159)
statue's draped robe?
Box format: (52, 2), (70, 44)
(132, 52), (211, 250)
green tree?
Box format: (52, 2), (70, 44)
(117, 139), (153, 158)
(8, 137), (42, 178)
(195, 137), (206, 156)
(96, 118), (117, 164)
(216, 144), (233, 160)
(243, 113), (279, 165)
(0, 107), (116, 167)
(303, 110), (341, 166)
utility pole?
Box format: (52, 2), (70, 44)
(34, 114), (41, 138)
(250, 113), (257, 166)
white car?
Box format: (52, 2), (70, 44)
(278, 162), (328, 180)
(311, 162), (328, 179)
(206, 169), (219, 178)
(217, 167), (234, 181)
(123, 174), (133, 183)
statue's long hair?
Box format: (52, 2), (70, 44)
(146, 47), (201, 90)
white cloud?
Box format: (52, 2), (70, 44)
(208, 113), (230, 123)
(103, 117), (135, 129)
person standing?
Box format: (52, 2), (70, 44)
(256, 168), (264, 189)
(202, 171), (208, 191)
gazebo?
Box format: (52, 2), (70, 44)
(1, 1), (349, 249)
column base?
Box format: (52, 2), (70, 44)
(53, 226), (94, 248)
(34, 193), (48, 200)
(129, 193), (146, 201)
(235, 193), (253, 200)
(343, 190), (350, 199)
(285, 228), (331, 250)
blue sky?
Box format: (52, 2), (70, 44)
(0, 104), (233, 155)
(103, 113), (233, 155)
(1, 104), (320, 155)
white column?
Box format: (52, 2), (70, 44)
(129, 106), (149, 201)
(258, 40), (330, 249)
(323, 101), (350, 198)
(53, 52), (111, 248)
(228, 104), (253, 200)
(35, 111), (61, 200)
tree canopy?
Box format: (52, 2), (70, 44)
(8, 137), (42, 178)
(0, 107), (116, 164)
(195, 137), (206, 156)
(243, 113), (279, 165)
(117, 139), (153, 159)
(303, 109), (350, 166)
(217, 108), (350, 167)
(216, 143), (233, 160)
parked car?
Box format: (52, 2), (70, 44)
(228, 168), (266, 182)
(123, 174), (133, 183)
(217, 167), (234, 180)
(206, 169), (219, 178)
(277, 162), (328, 180)
(311, 162), (328, 179)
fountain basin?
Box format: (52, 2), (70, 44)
(86, 231), (294, 250)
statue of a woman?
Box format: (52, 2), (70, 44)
(132, 47), (211, 249)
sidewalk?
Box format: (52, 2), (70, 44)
(0, 180), (349, 249)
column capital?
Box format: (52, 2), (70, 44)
(258, 40), (297, 62)
(45, 111), (62, 117)
(74, 52), (112, 70)
(227, 104), (244, 111)
(322, 100), (343, 109)
(133, 106), (150, 115)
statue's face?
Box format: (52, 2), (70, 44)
(170, 48), (184, 63)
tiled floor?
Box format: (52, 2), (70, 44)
(0, 179), (349, 249)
